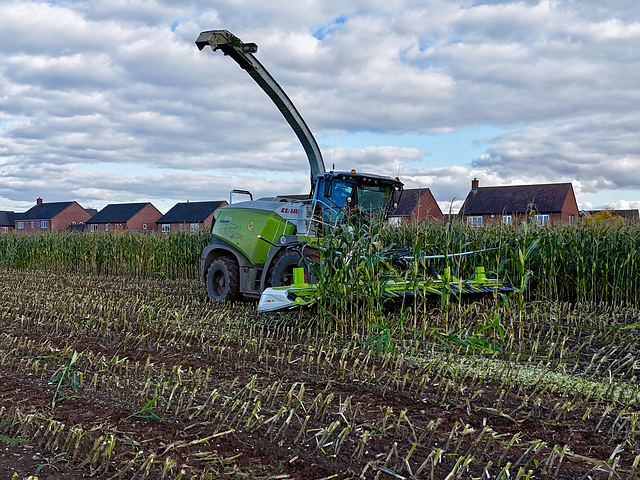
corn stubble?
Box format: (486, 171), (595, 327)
(0, 220), (639, 478)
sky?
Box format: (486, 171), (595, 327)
(1, 0), (640, 214)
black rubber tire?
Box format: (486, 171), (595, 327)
(270, 252), (305, 287)
(206, 257), (240, 302)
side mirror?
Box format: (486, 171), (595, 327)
(323, 180), (332, 198)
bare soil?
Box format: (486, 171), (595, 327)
(0, 270), (638, 479)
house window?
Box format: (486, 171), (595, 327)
(41, 220), (48, 229)
(466, 216), (483, 227)
(18, 222), (24, 230)
(31, 221), (35, 229)
(105, 223), (109, 232)
(90, 224), (97, 232)
(190, 223), (199, 232)
(162, 224), (170, 233)
(502, 215), (512, 225)
(535, 214), (550, 226)
(143, 224), (147, 230)
(2, 227), (7, 233)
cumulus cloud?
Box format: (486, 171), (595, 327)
(1, 0), (639, 213)
(473, 114), (640, 192)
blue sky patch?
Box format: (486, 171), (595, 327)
(313, 15), (347, 40)
(319, 126), (508, 169)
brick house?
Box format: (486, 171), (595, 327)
(65, 209), (99, 232)
(15, 198), (92, 232)
(156, 200), (228, 233)
(87, 202), (162, 232)
(460, 178), (580, 226)
(1, 211), (20, 233)
(388, 188), (443, 225)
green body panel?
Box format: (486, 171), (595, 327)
(211, 207), (296, 265)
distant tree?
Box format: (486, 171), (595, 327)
(584, 210), (625, 226)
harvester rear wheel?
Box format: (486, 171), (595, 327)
(206, 257), (240, 302)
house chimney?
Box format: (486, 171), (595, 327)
(471, 178), (479, 190)
(36, 197), (43, 204)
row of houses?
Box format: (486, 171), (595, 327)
(0, 197), (228, 233)
(386, 180), (583, 225)
(389, 179), (639, 225)
(1, 180), (638, 233)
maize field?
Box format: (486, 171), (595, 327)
(0, 221), (639, 479)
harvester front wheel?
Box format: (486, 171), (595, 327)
(206, 257), (240, 302)
(270, 251), (317, 287)
(271, 252), (301, 287)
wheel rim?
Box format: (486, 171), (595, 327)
(212, 270), (226, 296)
(279, 266), (295, 286)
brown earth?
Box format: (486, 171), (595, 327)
(0, 270), (639, 479)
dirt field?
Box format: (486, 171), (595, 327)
(1, 270), (639, 479)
